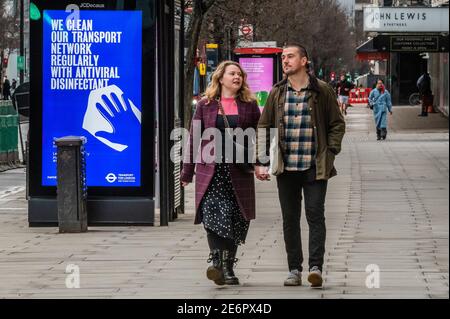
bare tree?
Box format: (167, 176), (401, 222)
(1, 0), (19, 91)
(0, 0), (18, 51)
(250, 0), (359, 79)
(183, 0), (217, 128)
(184, 0), (368, 125)
(198, 0), (361, 80)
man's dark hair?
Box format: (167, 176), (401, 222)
(377, 78), (384, 83)
(283, 42), (311, 71)
(283, 42), (309, 59)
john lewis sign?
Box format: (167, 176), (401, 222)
(364, 7), (449, 32)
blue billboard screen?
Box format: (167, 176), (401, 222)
(42, 10), (142, 187)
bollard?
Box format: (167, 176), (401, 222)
(55, 136), (88, 233)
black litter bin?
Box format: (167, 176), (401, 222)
(55, 136), (87, 233)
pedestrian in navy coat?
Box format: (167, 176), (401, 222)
(181, 61), (260, 286)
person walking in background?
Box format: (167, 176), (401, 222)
(11, 79), (17, 96)
(255, 43), (345, 288)
(329, 77), (338, 96)
(2, 76), (11, 100)
(417, 71), (432, 117)
(336, 74), (353, 115)
(369, 79), (393, 140)
(181, 61), (260, 286)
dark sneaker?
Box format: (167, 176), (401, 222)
(307, 266), (323, 288)
(284, 269), (302, 286)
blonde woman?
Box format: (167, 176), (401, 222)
(181, 61), (260, 286)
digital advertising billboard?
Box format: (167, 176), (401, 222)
(42, 10), (142, 187)
(239, 57), (273, 108)
(29, 0), (157, 225)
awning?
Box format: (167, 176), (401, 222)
(355, 38), (390, 61)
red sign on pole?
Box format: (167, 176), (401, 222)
(241, 25), (252, 35)
(239, 24), (254, 41)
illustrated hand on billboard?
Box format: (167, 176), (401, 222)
(82, 85), (141, 152)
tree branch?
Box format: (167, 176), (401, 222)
(202, 0), (217, 12)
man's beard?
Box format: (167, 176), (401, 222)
(284, 66), (301, 75)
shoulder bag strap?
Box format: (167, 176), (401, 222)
(217, 99), (231, 128)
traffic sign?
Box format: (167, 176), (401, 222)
(241, 25), (252, 35)
(17, 56), (24, 70)
(239, 24), (253, 39)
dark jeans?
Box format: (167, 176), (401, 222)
(276, 168), (328, 272)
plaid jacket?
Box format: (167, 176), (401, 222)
(181, 98), (261, 224)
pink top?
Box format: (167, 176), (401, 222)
(221, 96), (239, 115)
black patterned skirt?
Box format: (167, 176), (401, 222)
(200, 163), (250, 245)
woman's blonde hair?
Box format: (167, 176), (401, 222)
(203, 60), (255, 103)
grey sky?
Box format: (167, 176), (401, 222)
(336, 0), (355, 15)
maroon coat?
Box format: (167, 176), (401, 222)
(180, 98), (261, 224)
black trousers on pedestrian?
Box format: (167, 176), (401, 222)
(276, 167), (328, 272)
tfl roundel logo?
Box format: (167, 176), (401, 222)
(105, 173), (117, 183)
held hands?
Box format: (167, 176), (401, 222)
(255, 166), (270, 181)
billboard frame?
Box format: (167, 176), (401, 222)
(28, 0), (157, 226)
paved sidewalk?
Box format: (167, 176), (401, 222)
(0, 105), (448, 299)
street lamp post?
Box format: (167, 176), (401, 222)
(19, 0), (24, 84)
(224, 24), (233, 60)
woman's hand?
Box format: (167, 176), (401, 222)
(255, 166), (270, 181)
(181, 181), (190, 187)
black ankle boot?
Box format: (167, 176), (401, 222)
(223, 250), (239, 285)
(376, 128), (381, 140)
(206, 249), (224, 285)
